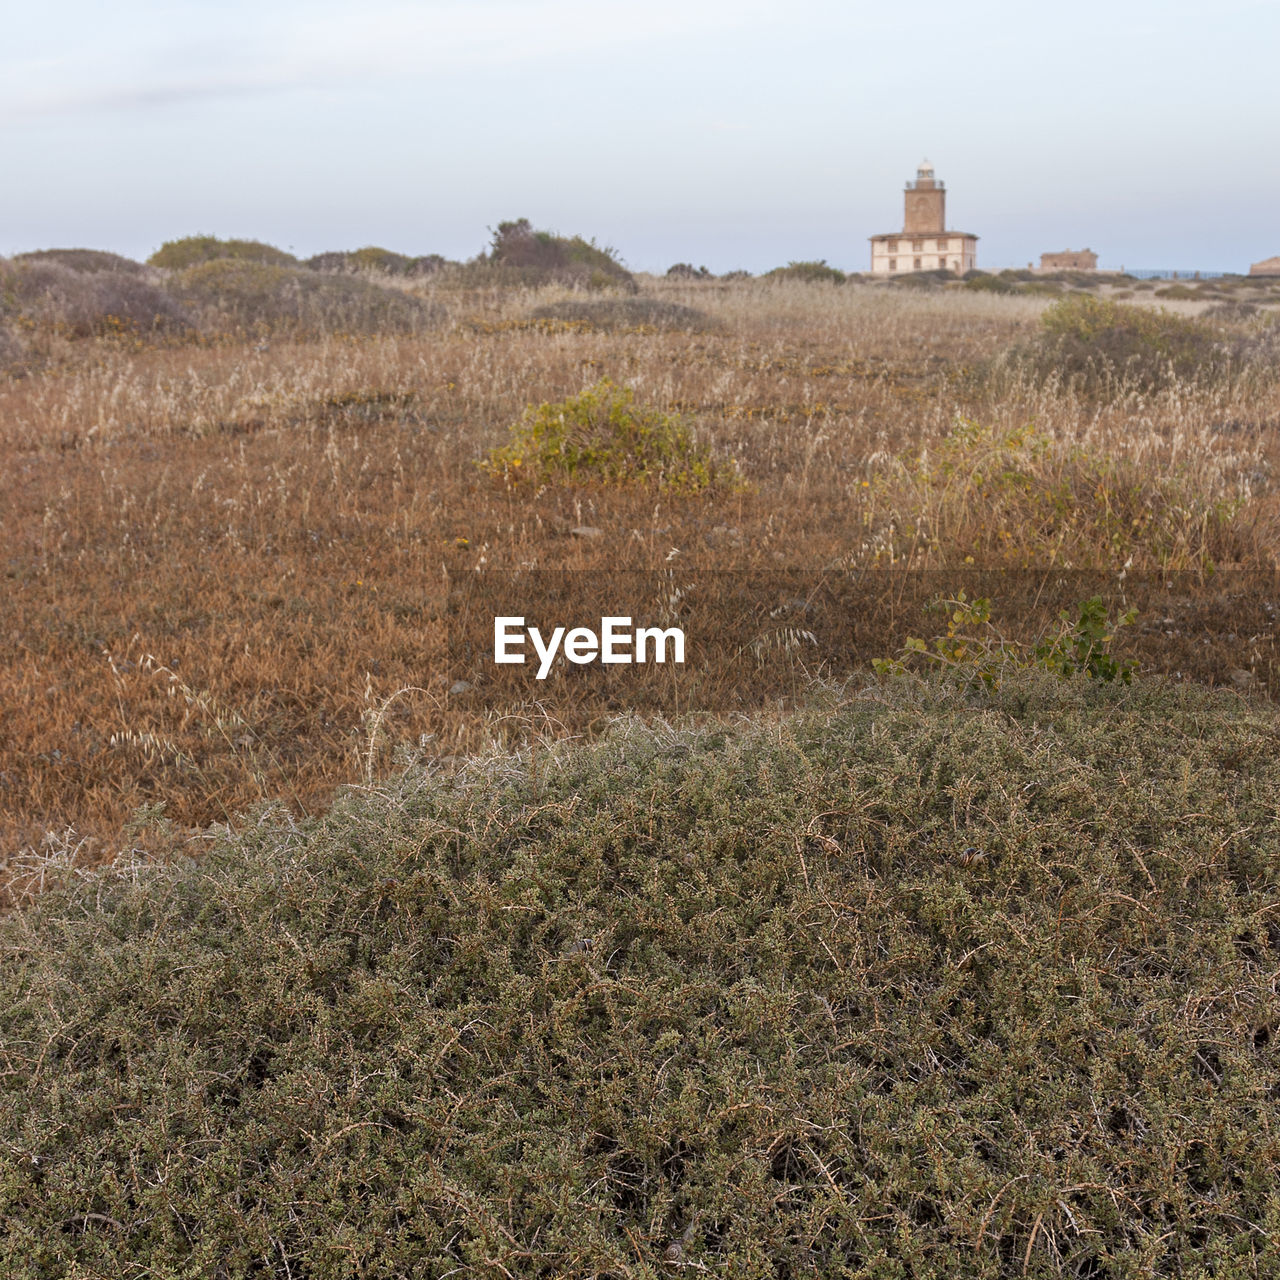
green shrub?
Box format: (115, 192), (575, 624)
(766, 259), (846, 284)
(874, 591), (1137, 688)
(3, 675), (1279, 1277)
(480, 378), (738, 492)
(171, 260), (442, 337)
(455, 218), (636, 292)
(148, 236), (298, 270)
(1019, 293), (1237, 393)
(306, 248), (448, 277)
(866, 415), (1248, 569)
(961, 273), (1017, 294)
(889, 267), (953, 289)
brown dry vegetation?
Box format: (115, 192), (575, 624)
(3, 275), (1280, 893)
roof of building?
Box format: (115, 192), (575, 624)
(869, 231), (979, 242)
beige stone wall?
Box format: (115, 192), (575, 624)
(870, 235), (977, 276)
(1249, 257), (1280, 277)
(1039, 250), (1098, 271)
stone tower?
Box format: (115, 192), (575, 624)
(903, 160), (945, 235)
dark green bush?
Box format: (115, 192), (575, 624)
(456, 219), (637, 292)
(961, 273), (1018, 294)
(149, 236), (298, 270)
(171, 260), (443, 337)
(767, 259), (847, 284)
(889, 268), (953, 289)
(666, 263), (713, 279)
(3, 674), (1279, 1277)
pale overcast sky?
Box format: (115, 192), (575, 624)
(2, 0), (1277, 273)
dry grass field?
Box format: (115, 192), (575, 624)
(5, 252), (1280, 1278)
(3, 266), (1280, 894)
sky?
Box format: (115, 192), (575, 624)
(2, 0), (1278, 275)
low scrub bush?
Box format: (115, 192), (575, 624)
(171, 260), (443, 337)
(13, 248), (147, 276)
(865, 415), (1249, 569)
(767, 259), (846, 284)
(457, 218), (636, 292)
(665, 262), (713, 279)
(889, 267), (954, 289)
(0, 259), (192, 338)
(961, 273), (1018, 294)
(480, 377), (739, 492)
(526, 297), (714, 332)
(873, 590), (1138, 688)
(3, 675), (1278, 1277)
(306, 247), (448, 277)
(149, 236), (298, 270)
(1015, 293), (1248, 395)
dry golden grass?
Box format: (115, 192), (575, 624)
(3, 278), (1278, 891)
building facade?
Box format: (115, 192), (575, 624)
(1250, 256), (1280, 277)
(1038, 249), (1098, 272)
(869, 161), (977, 275)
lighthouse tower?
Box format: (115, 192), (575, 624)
(903, 160), (945, 234)
(869, 159), (978, 276)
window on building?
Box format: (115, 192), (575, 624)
(913, 257), (921, 270)
(913, 240), (922, 252)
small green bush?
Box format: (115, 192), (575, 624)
(480, 378), (738, 492)
(149, 236), (298, 270)
(1019, 293), (1237, 393)
(874, 591), (1137, 688)
(766, 259), (846, 284)
(172, 260), (442, 337)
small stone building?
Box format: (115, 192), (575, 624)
(1038, 249), (1098, 272)
(1250, 256), (1280, 277)
(869, 161), (978, 276)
